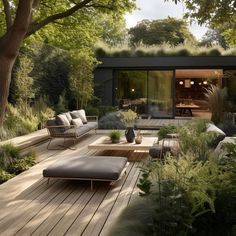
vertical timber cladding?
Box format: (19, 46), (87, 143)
(94, 68), (113, 106)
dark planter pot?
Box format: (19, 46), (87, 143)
(125, 127), (135, 143)
(111, 138), (120, 143)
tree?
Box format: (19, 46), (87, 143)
(14, 55), (34, 106)
(128, 17), (196, 46)
(96, 14), (128, 46)
(167, 0), (236, 45)
(69, 49), (98, 109)
(199, 29), (228, 49)
(0, 0), (136, 126)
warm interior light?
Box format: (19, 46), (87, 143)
(203, 81), (208, 85)
(179, 81), (183, 85)
(131, 88), (135, 92)
(198, 82), (202, 85)
(190, 81), (194, 85)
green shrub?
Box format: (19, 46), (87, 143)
(7, 155), (36, 174)
(0, 169), (15, 184)
(98, 111), (125, 129)
(157, 124), (177, 140)
(0, 144), (19, 169)
(119, 109), (138, 127)
(0, 145), (36, 183)
(177, 120), (215, 161)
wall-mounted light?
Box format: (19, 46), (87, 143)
(198, 82), (202, 85)
(179, 81), (183, 85)
(190, 81), (194, 85)
(203, 81), (208, 85)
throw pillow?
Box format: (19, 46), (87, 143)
(71, 118), (83, 127)
(70, 109), (87, 124)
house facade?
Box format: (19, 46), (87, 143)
(94, 56), (236, 118)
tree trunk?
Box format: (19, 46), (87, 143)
(0, 0), (33, 126)
(0, 56), (15, 126)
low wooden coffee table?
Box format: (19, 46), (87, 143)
(88, 136), (158, 151)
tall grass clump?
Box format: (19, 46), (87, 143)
(205, 85), (227, 125)
(1, 100), (54, 141)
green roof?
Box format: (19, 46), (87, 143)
(94, 44), (236, 57)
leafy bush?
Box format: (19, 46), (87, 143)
(120, 109), (137, 127)
(0, 144), (19, 169)
(1, 100), (55, 141)
(7, 154), (36, 175)
(98, 110), (137, 129)
(178, 120), (215, 161)
(0, 144), (36, 184)
(98, 111), (125, 129)
(110, 118), (236, 235)
(0, 169), (15, 184)
(157, 124), (177, 140)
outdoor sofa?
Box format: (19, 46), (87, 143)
(45, 109), (98, 149)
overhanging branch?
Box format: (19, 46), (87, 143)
(2, 0), (12, 30)
(26, 0), (93, 37)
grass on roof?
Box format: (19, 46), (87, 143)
(94, 42), (236, 57)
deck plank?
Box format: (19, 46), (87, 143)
(0, 132), (150, 236)
(100, 155), (144, 236)
(81, 162), (136, 236)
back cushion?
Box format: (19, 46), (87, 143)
(71, 118), (84, 127)
(70, 109), (87, 124)
(56, 114), (70, 129)
(47, 118), (64, 134)
(206, 123), (226, 148)
(63, 112), (73, 123)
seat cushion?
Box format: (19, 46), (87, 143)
(43, 156), (128, 181)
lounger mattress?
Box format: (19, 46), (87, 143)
(43, 156), (128, 181)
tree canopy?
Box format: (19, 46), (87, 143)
(128, 17), (196, 46)
(0, 0), (136, 125)
(167, 0), (236, 45)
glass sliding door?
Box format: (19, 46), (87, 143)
(148, 71), (173, 118)
(114, 70), (147, 114)
(115, 70), (174, 117)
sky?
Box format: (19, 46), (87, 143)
(125, 0), (209, 40)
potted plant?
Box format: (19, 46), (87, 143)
(120, 109), (138, 143)
(109, 130), (121, 143)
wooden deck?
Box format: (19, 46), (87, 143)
(0, 132), (149, 236)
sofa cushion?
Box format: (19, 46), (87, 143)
(86, 122), (98, 129)
(70, 109), (87, 124)
(71, 117), (83, 127)
(206, 123), (226, 148)
(46, 119), (64, 134)
(63, 112), (73, 123)
(56, 114), (70, 127)
(43, 156), (128, 181)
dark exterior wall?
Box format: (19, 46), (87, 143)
(94, 68), (113, 106)
(97, 56), (236, 69)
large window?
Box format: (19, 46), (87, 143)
(115, 70), (174, 117)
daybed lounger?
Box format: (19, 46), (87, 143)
(43, 156), (128, 190)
